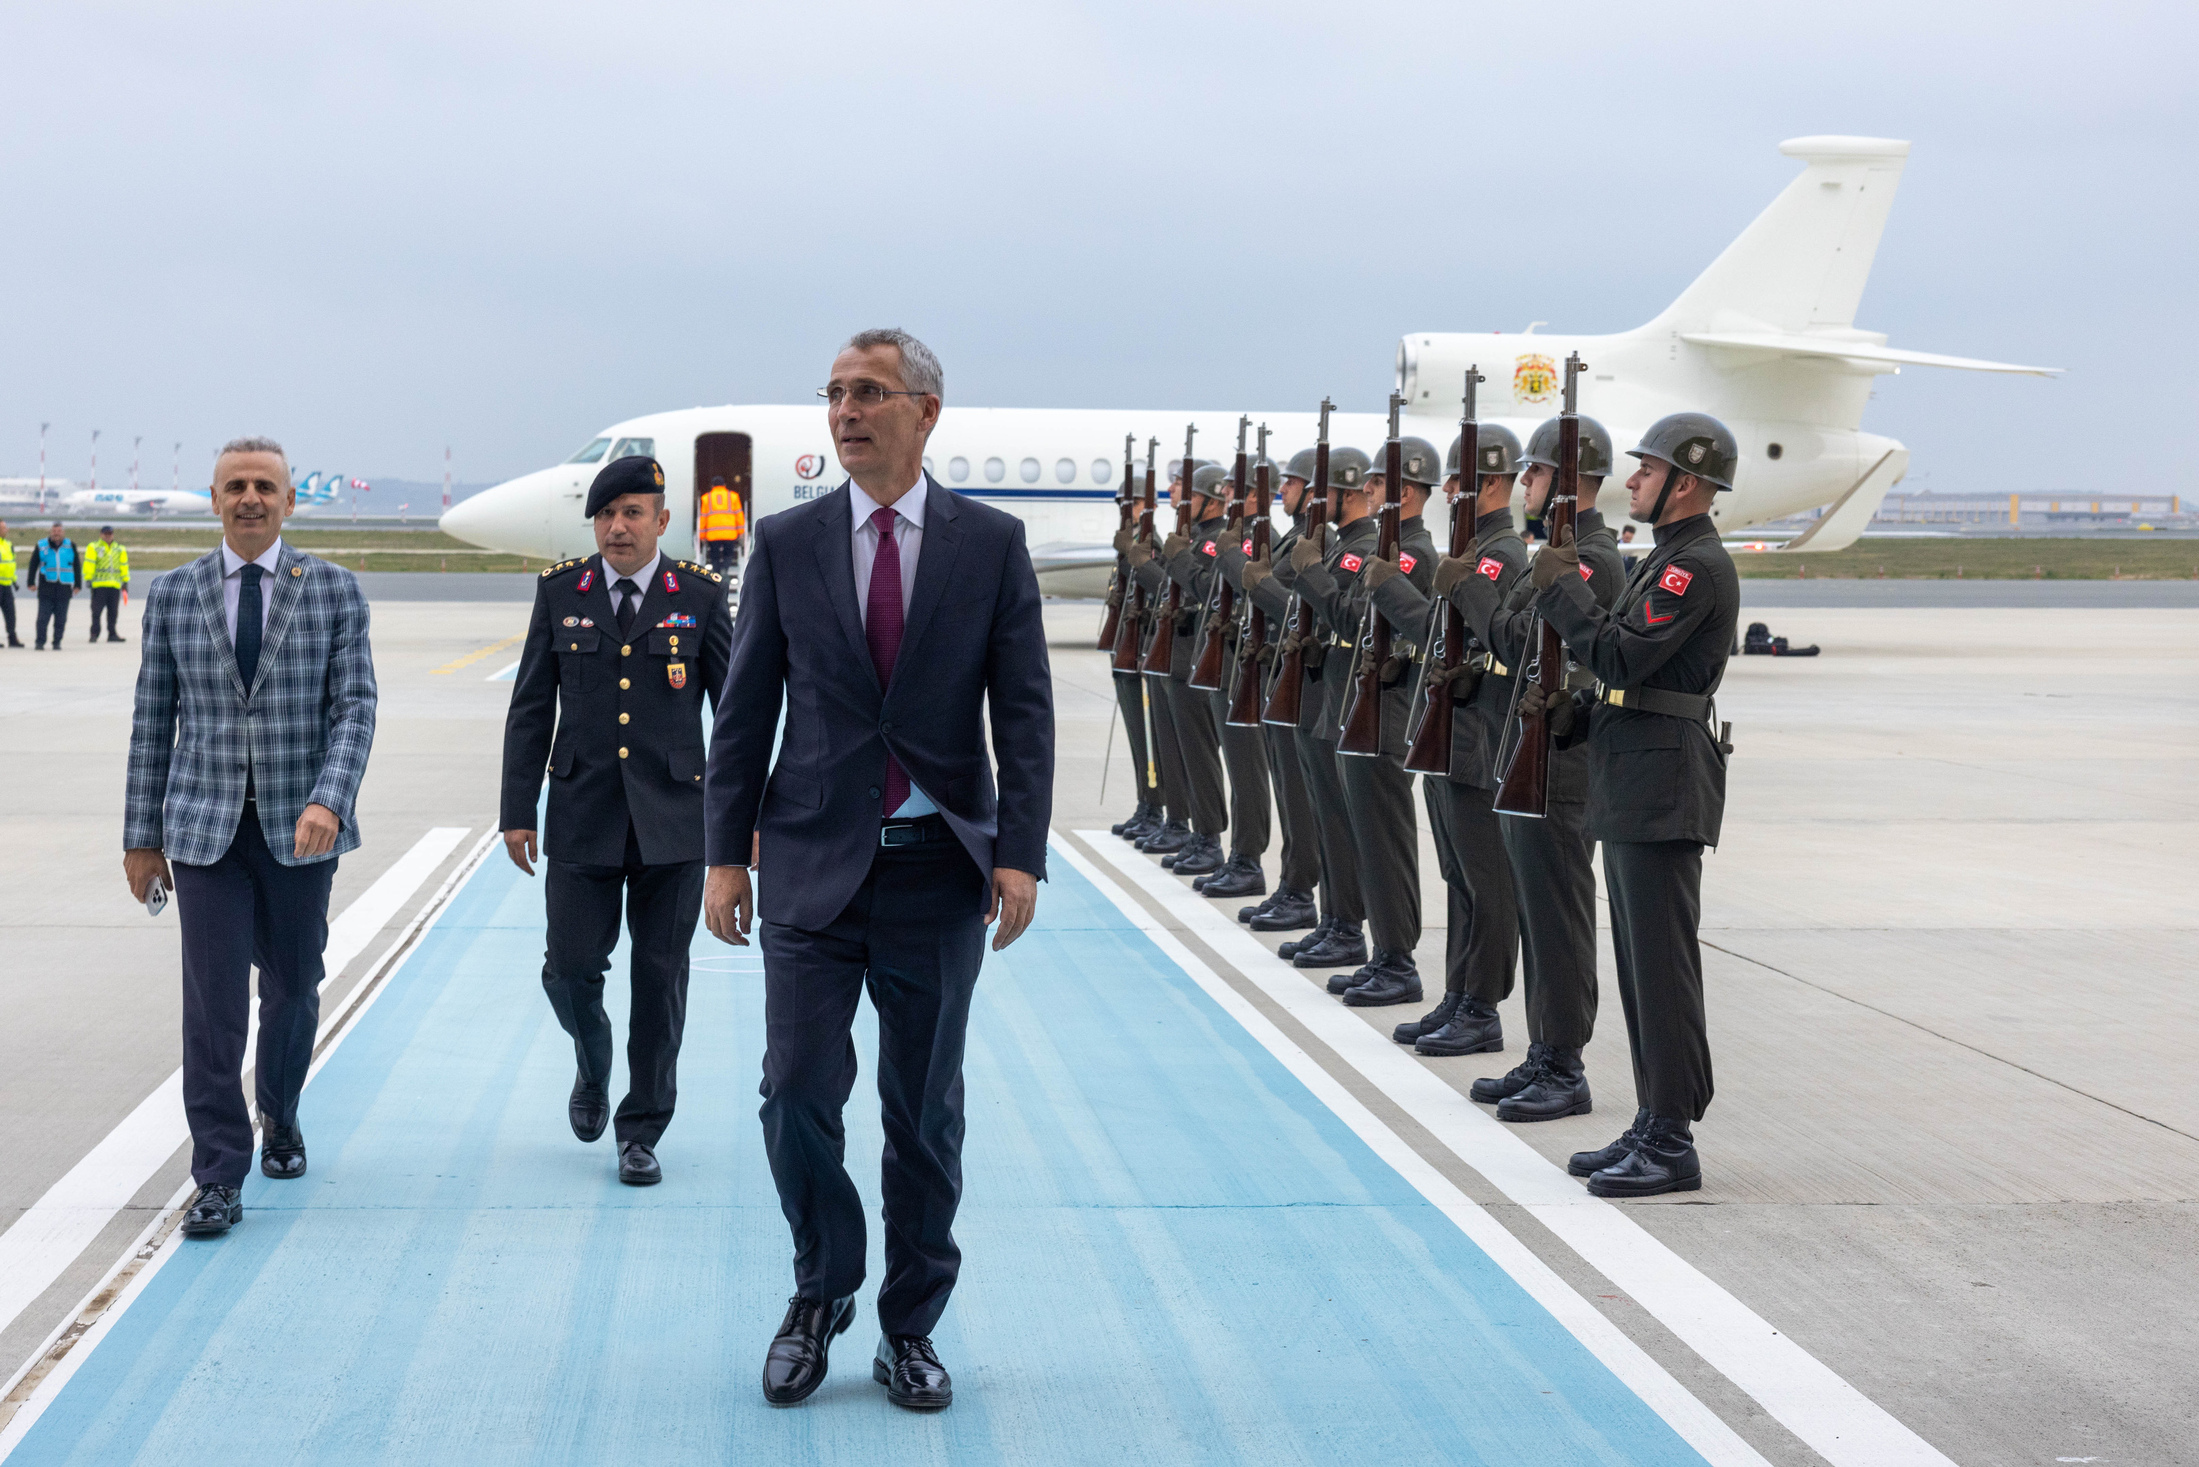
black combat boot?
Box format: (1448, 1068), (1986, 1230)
(1277, 915), (1335, 961)
(1170, 834), (1224, 876)
(1248, 887), (1317, 931)
(1392, 991), (1463, 1045)
(1342, 952), (1422, 1007)
(1586, 1114), (1699, 1197)
(1197, 855), (1265, 898)
(1496, 1046), (1592, 1122)
(1470, 1041), (1552, 1103)
(1568, 1108), (1650, 1177)
(1111, 800), (1158, 838)
(1291, 922), (1367, 971)
(1137, 820), (1191, 855)
(1414, 996), (1503, 1057)
(1122, 803), (1165, 841)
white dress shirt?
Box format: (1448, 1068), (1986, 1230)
(220, 537), (284, 642)
(600, 550), (662, 623)
(849, 478), (936, 818)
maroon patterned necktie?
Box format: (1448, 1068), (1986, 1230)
(864, 505), (909, 815)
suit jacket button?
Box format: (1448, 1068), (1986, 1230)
(881, 720), (892, 731)
(618, 712), (630, 724)
(868, 787), (881, 800)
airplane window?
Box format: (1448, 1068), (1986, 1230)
(1019, 458), (1040, 483)
(609, 437), (655, 461)
(984, 457), (1005, 483)
(1054, 458), (1076, 484)
(566, 438), (612, 464)
(949, 457), (971, 482)
(1092, 459), (1114, 483)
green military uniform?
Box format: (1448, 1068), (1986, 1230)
(1157, 499), (1231, 871)
(1128, 468), (1210, 856)
(1198, 509), (1269, 888)
(1286, 510), (1381, 973)
(1224, 507), (1321, 920)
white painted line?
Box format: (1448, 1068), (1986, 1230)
(0, 829), (500, 1459)
(1077, 830), (1956, 1467)
(0, 827), (468, 1352)
(487, 659), (519, 681)
(1050, 836), (1768, 1467)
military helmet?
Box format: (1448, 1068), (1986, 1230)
(1518, 415), (1615, 478)
(1447, 424), (1522, 479)
(1322, 447), (1372, 492)
(1365, 437), (1443, 490)
(1190, 462), (1232, 500)
(1166, 456), (1216, 483)
(1628, 412), (1738, 491)
(1282, 446), (1318, 483)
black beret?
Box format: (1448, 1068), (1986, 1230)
(583, 455), (667, 518)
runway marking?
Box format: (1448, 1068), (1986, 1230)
(0, 827), (470, 1368)
(0, 829), (498, 1455)
(486, 659), (519, 681)
(1076, 829), (1960, 1467)
(429, 633), (522, 675)
(1049, 837), (1769, 1467)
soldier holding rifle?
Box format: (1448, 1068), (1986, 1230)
(1150, 461), (1233, 876)
(1189, 422), (1272, 899)
(1124, 448), (1209, 857)
(1498, 411), (1740, 1197)
(1103, 437), (1165, 841)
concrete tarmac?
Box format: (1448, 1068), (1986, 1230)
(1, 588), (2193, 1464)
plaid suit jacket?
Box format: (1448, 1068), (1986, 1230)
(124, 543), (378, 867)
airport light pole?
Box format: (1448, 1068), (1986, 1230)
(132, 435), (141, 494)
(173, 442), (181, 496)
(443, 446), (451, 514)
(39, 422), (48, 508)
(89, 429), (99, 498)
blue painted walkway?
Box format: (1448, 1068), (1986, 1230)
(10, 853), (1709, 1466)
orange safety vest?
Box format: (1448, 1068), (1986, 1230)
(700, 486), (745, 541)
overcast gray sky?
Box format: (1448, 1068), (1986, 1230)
(1, 1), (2188, 494)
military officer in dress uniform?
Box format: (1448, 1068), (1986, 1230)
(500, 453), (735, 1186)
(1432, 416), (1624, 1107)
(1224, 447), (1321, 930)
(1515, 413), (1740, 1197)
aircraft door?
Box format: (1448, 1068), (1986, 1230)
(693, 432), (752, 563)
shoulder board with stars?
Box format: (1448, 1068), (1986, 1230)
(676, 559), (726, 584)
(538, 557), (586, 581)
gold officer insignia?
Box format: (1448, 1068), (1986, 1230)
(667, 660), (687, 690)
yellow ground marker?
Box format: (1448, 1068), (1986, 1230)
(431, 633), (525, 675)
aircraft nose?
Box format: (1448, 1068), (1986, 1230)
(441, 470), (557, 556)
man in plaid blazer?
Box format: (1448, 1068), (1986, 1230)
(123, 437), (378, 1239)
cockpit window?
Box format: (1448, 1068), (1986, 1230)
(610, 437), (656, 462)
(566, 437), (612, 464)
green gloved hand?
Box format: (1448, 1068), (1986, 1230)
(1162, 531), (1191, 561)
(1529, 526), (1579, 592)
(1432, 553), (1476, 598)
(1360, 553), (1402, 592)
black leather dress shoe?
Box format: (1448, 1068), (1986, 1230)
(179, 1184), (242, 1238)
(1470, 1041), (1551, 1101)
(569, 1076), (609, 1143)
(1171, 835), (1224, 876)
(873, 1334), (953, 1411)
(1248, 886), (1317, 931)
(1136, 820), (1191, 855)
(1587, 1115), (1700, 1197)
(260, 1123), (307, 1179)
(762, 1294), (856, 1405)
(618, 1140), (662, 1185)
(1497, 1045), (1592, 1122)
(1292, 924), (1367, 971)
(1392, 991), (1463, 1045)
(1277, 915), (1335, 961)
(1569, 1108), (1650, 1177)
(1341, 952), (1422, 1007)
(1197, 855), (1265, 898)
(1415, 995), (1503, 1057)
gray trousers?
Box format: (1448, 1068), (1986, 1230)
(1163, 675), (1227, 837)
(1500, 799), (1601, 1049)
(1336, 746), (1419, 955)
(1423, 777), (1520, 1004)
(1112, 672), (1160, 809)
(1298, 731), (1364, 924)
(1264, 721), (1321, 893)
(1603, 840), (1711, 1122)
(1212, 684), (1270, 860)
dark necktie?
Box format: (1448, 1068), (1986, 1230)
(236, 562), (264, 690)
(864, 506), (909, 815)
(615, 576), (640, 638)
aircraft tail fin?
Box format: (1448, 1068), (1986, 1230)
(1646, 137), (1910, 337)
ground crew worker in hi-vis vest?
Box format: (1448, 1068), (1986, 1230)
(85, 525), (131, 643)
(29, 523), (79, 649)
(0, 522), (22, 648)
(698, 476), (746, 576)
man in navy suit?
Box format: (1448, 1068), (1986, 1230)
(704, 328), (1054, 1413)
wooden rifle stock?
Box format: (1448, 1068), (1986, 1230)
(1492, 353), (1586, 817)
(1108, 437), (1152, 672)
(1337, 394), (1405, 757)
(1140, 424), (1197, 678)
(1188, 418), (1250, 691)
(1096, 433), (1137, 651)
(1262, 399), (1333, 727)
(1404, 368), (1484, 776)
(1226, 428), (1272, 727)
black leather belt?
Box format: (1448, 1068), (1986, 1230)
(880, 813), (954, 848)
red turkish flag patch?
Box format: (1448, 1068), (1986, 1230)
(1579, 563), (1594, 580)
(1477, 557), (1503, 580)
(1340, 553), (1364, 573)
(1659, 566), (1693, 596)
(1399, 554), (1417, 573)
(1241, 537), (1253, 556)
(1201, 540), (1218, 556)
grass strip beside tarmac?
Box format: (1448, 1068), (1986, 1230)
(1731, 537), (2199, 579)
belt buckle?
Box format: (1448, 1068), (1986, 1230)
(880, 821), (919, 848)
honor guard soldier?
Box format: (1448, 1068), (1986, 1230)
(1197, 444), (1275, 902)
(1433, 415), (1624, 1104)
(1153, 461), (1232, 876)
(500, 453), (735, 1187)
(1383, 426), (1525, 1055)
(1269, 446), (1373, 969)
(0, 522), (22, 647)
(85, 526), (131, 642)
(1325, 436), (1440, 1004)
(1124, 456), (1213, 857)
(1227, 447), (1321, 930)
(1516, 413), (1740, 1196)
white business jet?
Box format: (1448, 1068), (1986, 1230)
(59, 485), (214, 518)
(443, 136), (2056, 598)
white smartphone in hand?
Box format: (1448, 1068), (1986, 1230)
(144, 878), (168, 917)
